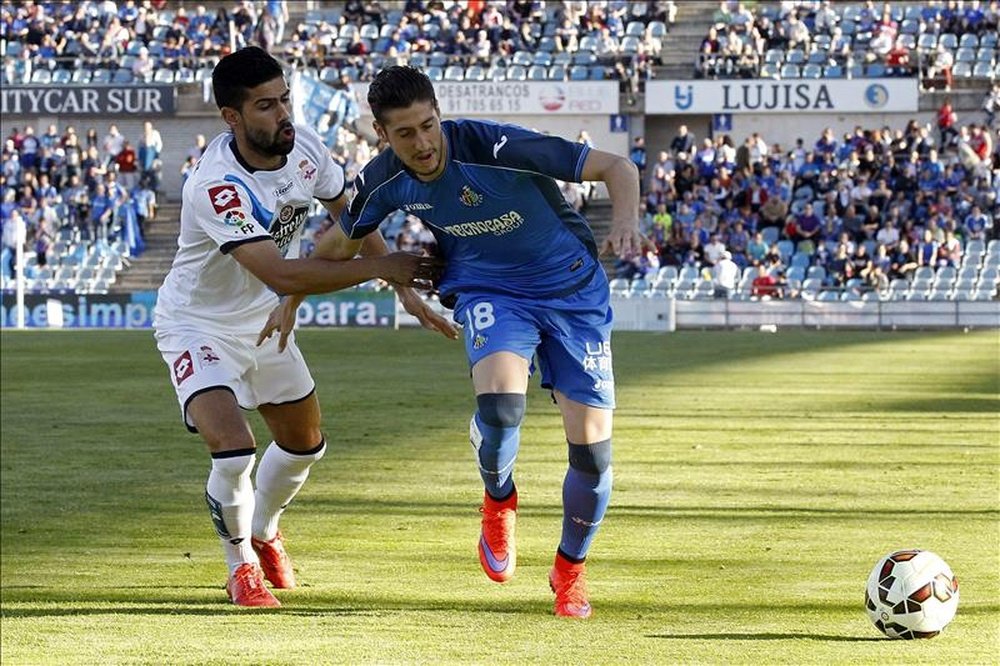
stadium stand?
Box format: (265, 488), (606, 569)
(693, 1), (999, 84)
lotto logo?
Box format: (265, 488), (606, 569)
(207, 185), (241, 214)
(173, 350), (194, 385)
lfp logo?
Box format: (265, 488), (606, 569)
(864, 83), (889, 109)
(674, 85), (694, 110)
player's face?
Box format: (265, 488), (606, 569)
(233, 77), (295, 159)
(376, 101), (445, 181)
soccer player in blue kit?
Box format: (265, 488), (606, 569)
(261, 66), (651, 617)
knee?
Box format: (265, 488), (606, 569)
(568, 439), (612, 475)
(476, 393), (526, 429)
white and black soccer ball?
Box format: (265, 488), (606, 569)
(865, 549), (959, 639)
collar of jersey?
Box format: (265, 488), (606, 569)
(229, 137), (288, 174)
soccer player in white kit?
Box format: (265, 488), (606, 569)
(153, 47), (455, 607)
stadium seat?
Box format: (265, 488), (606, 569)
(547, 65), (567, 80)
(465, 65), (485, 82)
(609, 278), (630, 296)
(532, 52), (553, 67)
(655, 266), (679, 286)
(971, 62), (994, 79)
(507, 65), (527, 81)
(865, 63), (887, 77)
(628, 278), (650, 297)
(443, 65), (465, 81)
(527, 65), (547, 81)
(569, 65), (589, 81)
(802, 64), (823, 79)
(823, 64), (844, 78)
(780, 64), (801, 78)
(512, 51), (533, 67)
(959, 33), (979, 49)
(485, 66), (506, 81)
(939, 33), (959, 50)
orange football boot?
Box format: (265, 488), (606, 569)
(252, 531), (296, 589)
(226, 563), (281, 608)
(478, 490), (517, 583)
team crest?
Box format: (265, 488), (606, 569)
(197, 345), (220, 367)
(298, 159), (316, 181)
(460, 185), (483, 207)
(278, 204), (295, 223)
(473, 333), (488, 350)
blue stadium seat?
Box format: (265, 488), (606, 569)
(971, 62), (994, 78)
(569, 65), (589, 81)
(532, 52), (552, 67)
(527, 65), (547, 81)
(507, 65), (527, 81)
(589, 65), (607, 80)
(959, 33), (979, 49)
(953, 62), (973, 78)
(824, 64), (844, 78)
(865, 63), (887, 77)
(917, 33), (937, 51)
(802, 64), (823, 79)
(780, 64), (801, 78)
(938, 33), (958, 50)
(465, 65), (485, 81)
(547, 65), (566, 80)
(485, 66), (506, 81)
(443, 65), (464, 81)
(955, 48), (976, 63)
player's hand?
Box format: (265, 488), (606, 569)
(397, 287), (460, 340)
(601, 224), (656, 259)
(378, 252), (445, 289)
(257, 297), (299, 352)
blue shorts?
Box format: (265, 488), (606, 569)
(452, 270), (615, 409)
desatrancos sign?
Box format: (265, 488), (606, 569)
(1, 85), (176, 116)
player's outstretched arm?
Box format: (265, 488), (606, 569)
(580, 148), (655, 259)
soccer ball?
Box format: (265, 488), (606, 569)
(865, 549), (959, 639)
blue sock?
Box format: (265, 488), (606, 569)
(470, 393), (525, 500)
(559, 439), (612, 560)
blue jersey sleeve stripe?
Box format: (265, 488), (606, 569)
(223, 174), (274, 228)
(573, 144), (591, 183)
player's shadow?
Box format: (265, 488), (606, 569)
(647, 632), (884, 642)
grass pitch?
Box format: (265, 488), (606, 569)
(1, 328), (998, 665)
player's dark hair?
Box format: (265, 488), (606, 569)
(212, 46), (285, 110)
(368, 65), (438, 124)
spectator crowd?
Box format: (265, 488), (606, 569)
(625, 100), (999, 300)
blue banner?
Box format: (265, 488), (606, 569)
(1, 290), (397, 329)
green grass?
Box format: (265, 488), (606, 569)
(2, 328), (998, 665)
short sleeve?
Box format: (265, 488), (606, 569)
(338, 160), (399, 240)
(300, 125), (345, 201)
(194, 182), (272, 254)
(453, 119), (591, 183)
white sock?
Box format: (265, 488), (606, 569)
(206, 450), (257, 574)
(252, 440), (326, 542)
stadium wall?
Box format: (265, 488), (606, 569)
(4, 290), (997, 330)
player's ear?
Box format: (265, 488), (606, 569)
(373, 120), (387, 144)
(221, 106), (241, 130)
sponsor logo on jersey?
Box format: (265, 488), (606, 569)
(274, 180), (294, 197)
(270, 205), (309, 253)
(459, 185), (484, 207)
(440, 210), (524, 238)
(173, 350), (194, 385)
(208, 184), (241, 213)
(197, 345), (220, 367)
(492, 135), (508, 158)
(224, 209), (246, 226)
(298, 159), (316, 181)
(582, 340), (612, 375)
(403, 202), (434, 211)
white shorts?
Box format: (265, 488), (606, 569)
(155, 328), (315, 433)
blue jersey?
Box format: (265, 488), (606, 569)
(340, 119), (600, 304)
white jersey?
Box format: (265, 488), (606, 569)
(154, 123), (344, 335)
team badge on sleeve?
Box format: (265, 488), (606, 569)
(208, 184), (242, 214)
